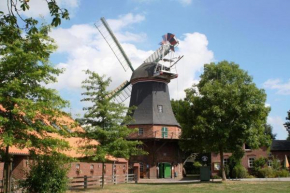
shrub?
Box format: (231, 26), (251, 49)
(245, 174), (255, 178)
(257, 167), (275, 178)
(232, 164), (248, 178)
(252, 157), (267, 176)
(272, 158), (281, 170)
(275, 169), (289, 177)
(193, 161), (202, 167)
(212, 175), (221, 179)
(21, 153), (71, 193)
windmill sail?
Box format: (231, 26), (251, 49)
(95, 17), (134, 72)
(107, 80), (132, 103)
(144, 44), (171, 64)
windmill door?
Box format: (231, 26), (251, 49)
(164, 163), (171, 178)
(158, 162), (171, 178)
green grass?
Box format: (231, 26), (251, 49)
(67, 181), (290, 193)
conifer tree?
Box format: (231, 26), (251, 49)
(79, 70), (144, 188)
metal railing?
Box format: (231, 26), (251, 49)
(68, 174), (136, 190)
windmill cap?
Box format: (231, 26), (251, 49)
(130, 62), (173, 83)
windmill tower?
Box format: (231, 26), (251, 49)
(96, 18), (183, 179)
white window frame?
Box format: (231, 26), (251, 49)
(268, 160), (272, 167)
(157, 105), (163, 113)
(162, 127), (168, 138)
(248, 157), (255, 168)
(223, 158), (229, 166)
(140, 163), (144, 172)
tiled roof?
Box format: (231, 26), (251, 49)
(271, 140), (290, 151)
(0, 105), (126, 162)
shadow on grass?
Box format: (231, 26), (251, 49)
(136, 181), (223, 185)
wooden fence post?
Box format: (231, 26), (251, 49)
(84, 175), (87, 189)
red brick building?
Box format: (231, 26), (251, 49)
(270, 140), (290, 167)
(211, 140), (290, 176)
(0, 115), (128, 180)
(211, 144), (269, 176)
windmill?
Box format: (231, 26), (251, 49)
(95, 17), (184, 179)
(95, 17), (182, 104)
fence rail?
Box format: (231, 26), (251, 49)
(0, 179), (23, 193)
(68, 174), (136, 190)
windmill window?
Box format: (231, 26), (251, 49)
(138, 128), (144, 135)
(157, 105), (163, 113)
(162, 127), (168, 138)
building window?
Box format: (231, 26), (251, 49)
(268, 160), (272, 167)
(90, 164), (94, 170)
(138, 128), (144, 135)
(140, 163), (144, 172)
(245, 144), (251, 150)
(162, 127), (168, 138)
(214, 162), (220, 171)
(51, 122), (61, 131)
(76, 164), (80, 170)
(157, 105), (163, 113)
(223, 158), (229, 166)
(248, 157), (255, 168)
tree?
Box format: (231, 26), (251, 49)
(264, 124), (276, 140)
(178, 61), (271, 181)
(0, 1), (70, 192)
(284, 110), (290, 140)
(21, 153), (71, 193)
(79, 70), (145, 188)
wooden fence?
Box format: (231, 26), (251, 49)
(0, 179), (23, 193)
(68, 174), (136, 190)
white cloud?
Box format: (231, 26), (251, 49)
(0, 0), (80, 18)
(49, 14), (149, 91)
(169, 33), (214, 99)
(131, 0), (192, 6)
(268, 116), (288, 140)
(49, 14), (213, 114)
(106, 13), (145, 32)
(177, 0), (192, 6)
(263, 79), (290, 95)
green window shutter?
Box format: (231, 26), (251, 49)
(162, 127), (168, 138)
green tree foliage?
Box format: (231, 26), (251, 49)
(284, 110), (290, 140)
(79, 70), (145, 187)
(22, 153), (71, 193)
(264, 124), (276, 140)
(177, 61), (271, 180)
(0, 1), (70, 192)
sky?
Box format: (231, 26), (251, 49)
(2, 0), (289, 139)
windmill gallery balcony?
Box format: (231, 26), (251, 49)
(127, 125), (181, 140)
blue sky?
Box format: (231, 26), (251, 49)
(4, 0), (289, 139)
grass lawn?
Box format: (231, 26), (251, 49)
(67, 181), (290, 193)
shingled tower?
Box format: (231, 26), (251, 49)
(95, 17), (183, 179)
(127, 62), (183, 179)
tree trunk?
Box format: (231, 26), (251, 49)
(219, 148), (226, 181)
(101, 162), (105, 188)
(3, 145), (11, 193)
